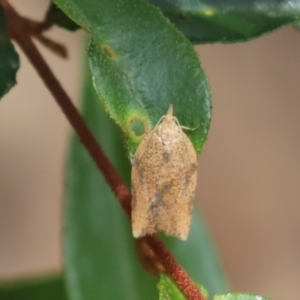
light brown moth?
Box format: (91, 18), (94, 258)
(131, 105), (198, 240)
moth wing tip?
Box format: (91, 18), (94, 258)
(132, 229), (143, 239)
(179, 235), (188, 241)
(172, 234), (187, 241)
(173, 230), (189, 241)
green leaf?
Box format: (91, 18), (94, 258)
(45, 2), (79, 31)
(0, 274), (68, 300)
(64, 69), (226, 300)
(162, 208), (228, 296)
(158, 273), (208, 300)
(54, 0), (211, 157)
(64, 72), (158, 300)
(157, 273), (186, 300)
(0, 5), (20, 99)
(148, 0), (300, 43)
(214, 293), (270, 300)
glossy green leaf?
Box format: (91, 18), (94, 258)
(45, 2), (79, 31)
(0, 5), (20, 99)
(158, 273), (208, 300)
(64, 65), (226, 299)
(0, 275), (67, 300)
(162, 208), (228, 296)
(214, 293), (270, 300)
(58, 0), (226, 299)
(54, 0), (211, 156)
(148, 0), (300, 43)
(64, 72), (158, 300)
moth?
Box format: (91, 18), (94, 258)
(131, 105), (198, 240)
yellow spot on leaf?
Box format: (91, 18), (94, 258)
(102, 44), (116, 59)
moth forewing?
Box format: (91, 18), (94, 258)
(131, 105), (198, 240)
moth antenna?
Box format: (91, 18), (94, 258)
(181, 125), (200, 131)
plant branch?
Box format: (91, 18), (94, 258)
(138, 236), (206, 300)
(1, 1), (206, 299)
(1, 0), (131, 214)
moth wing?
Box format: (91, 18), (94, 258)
(132, 129), (197, 240)
(131, 131), (165, 237)
(154, 133), (197, 240)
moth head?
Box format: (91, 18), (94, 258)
(157, 117), (182, 145)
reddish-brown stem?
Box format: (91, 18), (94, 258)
(1, 0), (131, 215)
(1, 1), (207, 299)
(146, 235), (206, 300)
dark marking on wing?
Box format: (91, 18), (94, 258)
(162, 152), (171, 163)
(150, 191), (165, 218)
